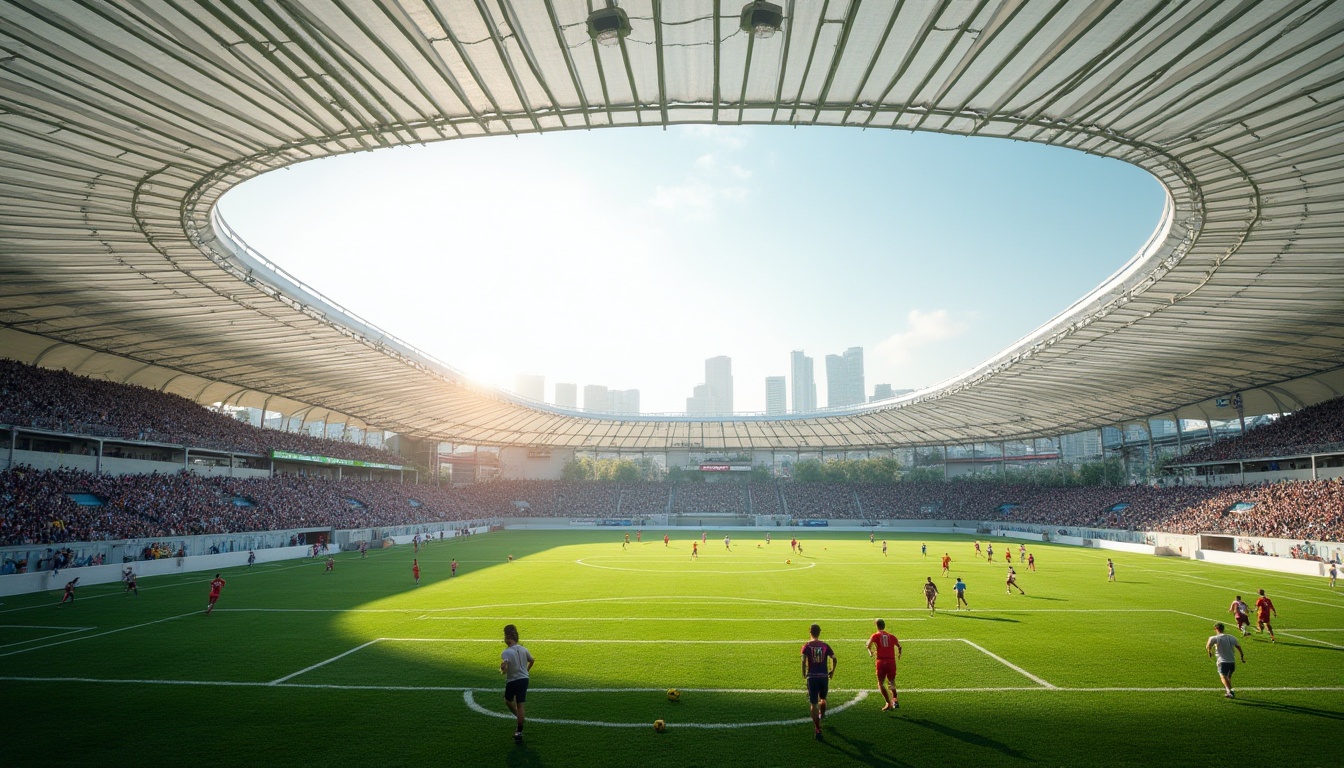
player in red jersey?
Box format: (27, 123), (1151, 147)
(412, 559), (421, 586)
(663, 534), (669, 547)
(1005, 549), (1012, 564)
(1027, 552), (1036, 571)
(58, 577), (79, 606)
(974, 541), (982, 558)
(450, 559), (458, 577)
(1254, 589), (1277, 642)
(801, 623), (836, 740)
(325, 556), (335, 573)
(791, 537), (798, 553)
(866, 618), (903, 711)
(691, 541), (699, 559)
(205, 574), (225, 614)
(941, 553), (951, 577)
(1229, 595), (1250, 636)
(636, 530), (642, 542)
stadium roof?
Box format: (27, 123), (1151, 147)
(2, 1), (1344, 450)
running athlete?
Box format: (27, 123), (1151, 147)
(1229, 596), (1250, 636)
(1005, 549), (1013, 564)
(791, 537), (798, 553)
(1027, 552), (1036, 571)
(623, 533), (629, 549)
(881, 541), (888, 557)
(870, 532), (875, 544)
(450, 559), (458, 577)
(1206, 622), (1245, 698)
(866, 619), (903, 711)
(1329, 563), (1337, 588)
(248, 550), (257, 567)
(501, 624), (535, 742)
(691, 541), (699, 559)
(325, 556), (335, 573)
(953, 577), (968, 609)
(1254, 589), (1277, 642)
(974, 540), (982, 558)
(923, 577), (939, 616)
(122, 567), (138, 596)
(412, 559), (421, 586)
(1107, 559), (1116, 582)
(205, 574), (225, 614)
(1006, 566), (1025, 595)
(921, 543), (927, 559)
(986, 544), (994, 562)
(801, 624), (837, 740)
(413, 534), (420, 553)
(1019, 543), (1026, 560)
(941, 553), (951, 576)
(724, 535), (731, 550)
(58, 577), (78, 606)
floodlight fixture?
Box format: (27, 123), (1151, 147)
(587, 4), (631, 47)
(740, 1), (784, 39)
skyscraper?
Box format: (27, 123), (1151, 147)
(790, 350), (816, 414)
(686, 383), (713, 415)
(826, 347), (866, 408)
(555, 382), (578, 408)
(765, 376), (786, 415)
(583, 384), (610, 412)
(705, 355), (733, 415)
(610, 389), (641, 415)
(515, 374), (544, 402)
(870, 383), (894, 402)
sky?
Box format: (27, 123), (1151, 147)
(217, 125), (1165, 415)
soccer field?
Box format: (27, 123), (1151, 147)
(4, 530), (1342, 767)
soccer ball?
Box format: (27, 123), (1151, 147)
(786, 559), (792, 564)
(653, 719), (666, 732)
(666, 688), (680, 702)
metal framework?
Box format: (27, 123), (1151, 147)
(2, 1), (1343, 450)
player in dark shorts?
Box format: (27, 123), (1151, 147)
(123, 568), (138, 596)
(801, 623), (836, 740)
(501, 624), (535, 742)
(205, 574), (225, 614)
(450, 559), (458, 577)
(58, 577), (79, 606)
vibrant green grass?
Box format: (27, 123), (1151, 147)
(4, 530), (1342, 767)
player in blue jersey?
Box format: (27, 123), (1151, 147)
(801, 623), (836, 740)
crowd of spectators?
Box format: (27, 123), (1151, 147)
(1178, 396), (1344, 464)
(0, 359), (404, 465)
(672, 483), (747, 515)
(783, 483), (859, 519)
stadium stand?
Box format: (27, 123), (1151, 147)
(672, 483), (748, 515)
(0, 359), (404, 465)
(1176, 396), (1344, 463)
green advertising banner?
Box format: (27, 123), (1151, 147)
(270, 450), (404, 471)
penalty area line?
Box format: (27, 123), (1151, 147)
(464, 689), (869, 729)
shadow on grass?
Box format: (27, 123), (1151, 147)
(1021, 595), (1065, 601)
(1236, 700), (1344, 721)
(1276, 641), (1344, 653)
(902, 716), (1032, 761)
(947, 613), (1020, 623)
(824, 731), (916, 767)
(505, 741), (545, 768)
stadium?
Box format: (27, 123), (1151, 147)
(2, 2), (1342, 766)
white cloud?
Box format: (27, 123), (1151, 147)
(650, 151), (752, 220)
(872, 309), (969, 368)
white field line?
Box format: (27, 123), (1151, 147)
(269, 639), (384, 685)
(1277, 628), (1344, 632)
(955, 639), (1056, 689)
(215, 606), (1209, 615)
(1278, 632), (1344, 649)
(0, 626), (93, 649)
(463, 688), (870, 729)
(575, 558), (816, 574)
(3, 676), (1342, 697)
(1126, 564), (1344, 611)
(0, 611), (196, 658)
(415, 615), (928, 622)
(0, 624), (95, 629)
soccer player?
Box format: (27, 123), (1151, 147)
(724, 535), (731, 551)
(205, 574), (225, 614)
(623, 533), (629, 549)
(412, 559), (421, 586)
(870, 532), (875, 544)
(1206, 622), (1245, 698)
(801, 623), (836, 740)
(58, 577), (78, 606)
(1254, 589), (1277, 642)
(953, 577), (968, 609)
(325, 556), (334, 573)
(691, 541), (699, 560)
(765, 532), (771, 545)
(986, 544), (994, 562)
(941, 553), (951, 576)
(797, 542), (804, 555)
(637, 530), (642, 542)
(1006, 566), (1025, 595)
(1019, 543), (1026, 559)
(413, 533), (420, 553)
(1329, 563), (1337, 588)
(1229, 595), (1250, 636)
(247, 550), (256, 567)
(923, 577), (939, 616)
(882, 540), (888, 557)
(500, 624), (535, 742)
(359, 541), (367, 559)
(921, 543), (927, 559)
(122, 567), (138, 596)
(866, 619), (903, 711)
(791, 537), (798, 553)
(1107, 558), (1116, 582)
(1027, 552), (1036, 571)
(664, 534), (669, 548)
(450, 559), (458, 577)
(1005, 549), (1012, 564)
(702, 531), (707, 544)
(974, 540), (982, 558)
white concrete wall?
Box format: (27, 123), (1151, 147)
(10, 450), (98, 472)
(1195, 549), (1325, 576)
(0, 545), (313, 597)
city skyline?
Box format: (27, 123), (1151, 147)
(220, 126), (1163, 413)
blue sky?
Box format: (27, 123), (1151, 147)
(218, 125), (1165, 414)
